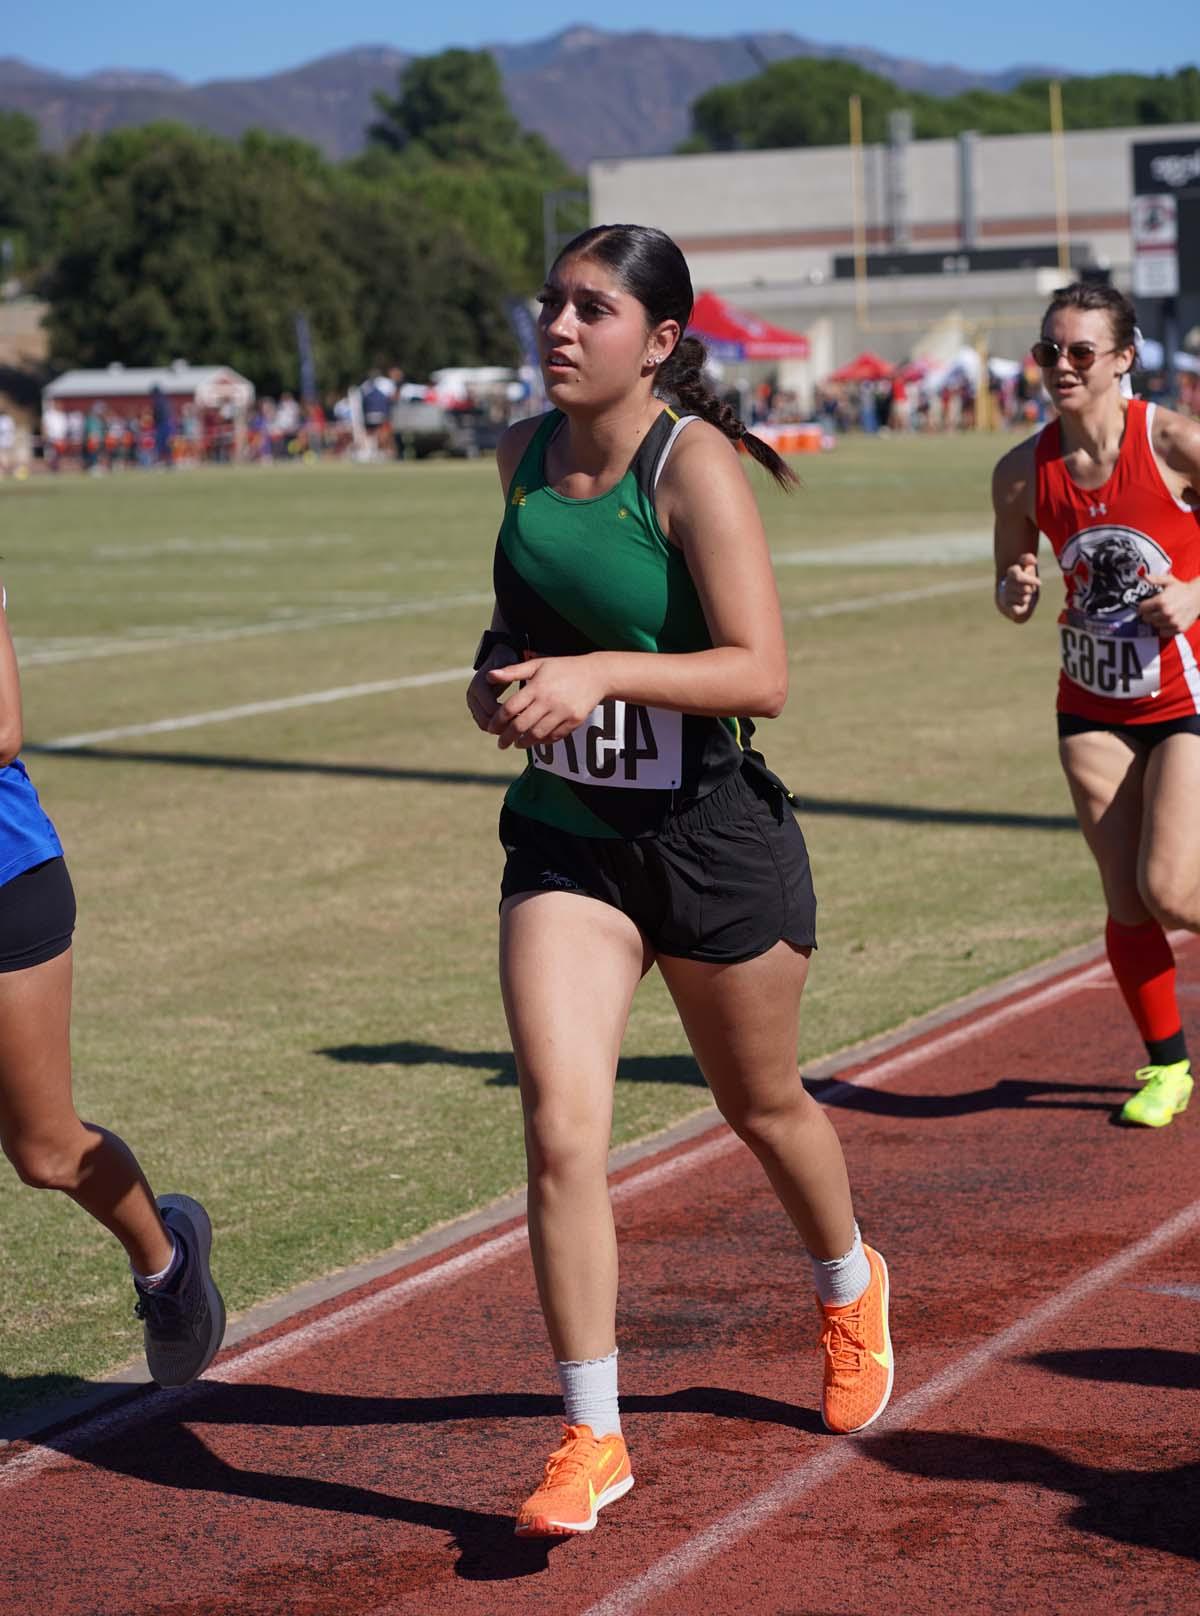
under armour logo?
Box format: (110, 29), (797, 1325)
(1088, 502), (1107, 517)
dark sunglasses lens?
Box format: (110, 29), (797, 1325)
(1032, 341), (1098, 370)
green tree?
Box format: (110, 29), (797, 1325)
(45, 125), (360, 393)
(369, 47), (562, 172)
(0, 110), (64, 273)
(365, 47), (581, 292)
(683, 59), (1200, 151)
(688, 59), (908, 150)
(329, 165), (518, 373)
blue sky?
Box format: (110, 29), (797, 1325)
(3, 1), (1190, 82)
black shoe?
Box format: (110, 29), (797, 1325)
(134, 1194), (226, 1386)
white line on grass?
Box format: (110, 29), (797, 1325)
(577, 1194), (1200, 1616)
(33, 579), (985, 750)
(774, 530), (992, 567)
(37, 670), (474, 750)
(15, 592), (495, 668)
(0, 945), (1151, 1489)
(784, 578), (978, 620)
(18, 559), (988, 672)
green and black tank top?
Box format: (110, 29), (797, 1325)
(493, 406), (757, 839)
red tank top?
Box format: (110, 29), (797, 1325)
(1035, 398), (1200, 722)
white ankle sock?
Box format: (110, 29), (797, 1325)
(811, 1224), (870, 1307)
(556, 1349), (621, 1436)
(133, 1236), (180, 1289)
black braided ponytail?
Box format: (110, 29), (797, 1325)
(550, 223), (800, 491)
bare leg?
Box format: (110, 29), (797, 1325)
(1058, 729), (1147, 921)
(658, 941), (855, 1260)
(0, 948), (172, 1276)
(500, 892), (651, 1361)
(1139, 733), (1200, 931)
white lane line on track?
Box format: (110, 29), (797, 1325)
(36, 670), (475, 750)
(32, 579), (984, 749)
(15, 593), (495, 668)
(0, 943), (1152, 1489)
(579, 1194), (1200, 1616)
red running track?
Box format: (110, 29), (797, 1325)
(2, 939), (1198, 1616)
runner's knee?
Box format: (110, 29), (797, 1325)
(3, 1129), (88, 1192)
(715, 1073), (811, 1155)
(1139, 869), (1200, 932)
(523, 1100), (611, 1184)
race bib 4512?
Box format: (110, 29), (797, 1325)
(531, 700), (682, 789)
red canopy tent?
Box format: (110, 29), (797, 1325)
(827, 351), (894, 383)
(687, 292), (810, 361)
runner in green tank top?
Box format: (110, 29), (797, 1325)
(466, 225), (894, 1537)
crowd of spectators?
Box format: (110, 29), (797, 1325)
(4, 344), (1197, 480)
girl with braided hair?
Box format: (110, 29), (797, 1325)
(465, 223), (893, 1537)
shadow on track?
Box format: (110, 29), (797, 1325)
(868, 1342), (1200, 1564)
(25, 745), (1077, 833)
(864, 1427), (1200, 1563)
(1026, 1345), (1200, 1391)
(317, 1040), (704, 1087)
(43, 1383), (823, 1584)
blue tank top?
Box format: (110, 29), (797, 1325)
(0, 758), (63, 887)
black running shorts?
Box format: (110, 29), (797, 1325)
(1057, 711), (1200, 749)
(0, 856), (76, 973)
(499, 763), (817, 964)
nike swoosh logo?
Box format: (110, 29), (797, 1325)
(870, 1347), (892, 1369)
(590, 1454), (626, 1502)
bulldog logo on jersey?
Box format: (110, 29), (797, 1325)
(1058, 525), (1169, 629)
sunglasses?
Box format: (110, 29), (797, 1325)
(1031, 340), (1117, 371)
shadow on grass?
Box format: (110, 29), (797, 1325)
(319, 1049), (1134, 1110)
(26, 744), (1077, 833)
(318, 1040), (704, 1088)
(0, 1371), (114, 1426)
(23, 744), (511, 791)
(29, 1383), (822, 1585)
(805, 1074), (1130, 1117)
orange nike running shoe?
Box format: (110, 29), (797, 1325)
(514, 1424), (633, 1537)
(818, 1244), (893, 1434)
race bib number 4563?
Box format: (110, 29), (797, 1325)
(1059, 623), (1161, 699)
(531, 700), (682, 789)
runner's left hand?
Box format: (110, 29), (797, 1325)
(486, 655), (607, 748)
(1136, 573), (1200, 636)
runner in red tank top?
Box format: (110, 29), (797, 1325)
(992, 281), (1200, 1128)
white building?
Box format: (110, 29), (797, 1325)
(589, 121), (1200, 379)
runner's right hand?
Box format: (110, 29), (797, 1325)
(996, 553), (1040, 622)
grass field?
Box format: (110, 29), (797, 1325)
(0, 433), (1103, 1417)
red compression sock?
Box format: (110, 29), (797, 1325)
(1105, 916), (1188, 1067)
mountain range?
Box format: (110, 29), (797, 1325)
(0, 27), (1066, 171)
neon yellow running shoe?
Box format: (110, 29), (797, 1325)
(1118, 1061), (1193, 1128)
